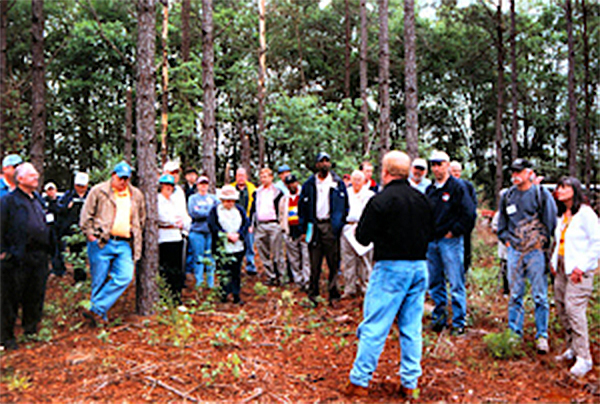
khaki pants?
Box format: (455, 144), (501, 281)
(554, 257), (594, 361)
(340, 225), (372, 296)
(255, 222), (284, 281)
(284, 234), (310, 287)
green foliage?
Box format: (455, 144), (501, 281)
(154, 276), (196, 348)
(483, 329), (524, 360)
(1, 370), (32, 392)
(253, 281), (269, 297)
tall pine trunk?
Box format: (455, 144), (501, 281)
(404, 0), (418, 159)
(124, 87), (133, 164)
(160, 1), (169, 166)
(31, 0), (46, 185)
(566, 0), (577, 177)
(344, 0), (351, 99)
(136, 0), (159, 316)
(582, 0), (592, 188)
(360, 0), (369, 156)
(202, 0), (216, 191)
(509, 0), (518, 161)
(181, 0), (190, 63)
(494, 0), (505, 206)
(378, 0), (390, 158)
(257, 0), (266, 168)
(0, 0), (7, 157)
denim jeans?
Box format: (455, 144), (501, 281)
(189, 231), (215, 288)
(427, 236), (466, 329)
(87, 239), (134, 320)
(350, 260), (428, 390)
(507, 246), (548, 339)
(245, 231), (256, 274)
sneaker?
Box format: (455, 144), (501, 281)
(570, 357), (593, 378)
(555, 348), (575, 362)
(536, 337), (549, 354)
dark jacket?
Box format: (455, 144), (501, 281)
(1, 188), (51, 261)
(299, 171), (349, 237)
(356, 179), (434, 261)
(208, 204), (249, 254)
(426, 176), (476, 240)
(57, 189), (88, 236)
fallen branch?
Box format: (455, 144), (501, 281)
(144, 376), (198, 402)
(241, 387), (265, 403)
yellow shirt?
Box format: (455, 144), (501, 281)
(558, 215), (571, 257)
(111, 187), (132, 238)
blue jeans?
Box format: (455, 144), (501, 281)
(87, 239), (134, 320)
(189, 231), (215, 288)
(427, 237), (466, 329)
(245, 231), (256, 273)
(507, 246), (548, 339)
(350, 260), (428, 390)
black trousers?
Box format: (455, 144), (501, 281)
(159, 241), (185, 304)
(220, 251), (244, 299)
(308, 222), (341, 301)
(464, 233), (472, 273)
(1, 251), (48, 343)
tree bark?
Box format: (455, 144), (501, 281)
(160, 1), (169, 166)
(31, 0), (46, 185)
(135, 0), (159, 316)
(0, 0), (7, 157)
(124, 87), (133, 164)
(181, 0), (190, 63)
(202, 0), (216, 192)
(257, 0), (266, 168)
(238, 121), (251, 177)
(404, 0), (418, 159)
(509, 0), (518, 161)
(566, 0), (577, 177)
(494, 0), (505, 206)
(378, 0), (390, 158)
(582, 0), (592, 188)
(344, 0), (351, 99)
(360, 0), (369, 156)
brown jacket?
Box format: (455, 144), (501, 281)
(80, 180), (146, 261)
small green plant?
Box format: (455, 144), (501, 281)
(155, 276), (195, 347)
(96, 329), (112, 344)
(253, 281), (269, 297)
(333, 337), (349, 352)
(483, 329), (524, 359)
(2, 370), (32, 392)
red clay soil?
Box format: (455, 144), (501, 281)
(1, 239), (598, 402)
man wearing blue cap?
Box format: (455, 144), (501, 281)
(80, 161), (146, 325)
(274, 164), (291, 196)
(0, 154), (23, 199)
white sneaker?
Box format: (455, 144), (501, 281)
(555, 348), (575, 362)
(570, 357), (593, 378)
(536, 337), (549, 354)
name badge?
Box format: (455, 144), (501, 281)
(506, 205), (517, 215)
(46, 213), (55, 223)
(442, 192), (450, 202)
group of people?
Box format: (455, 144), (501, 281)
(1, 150), (598, 394)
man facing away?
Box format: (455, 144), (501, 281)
(80, 161), (146, 325)
(497, 158), (557, 353)
(347, 151), (433, 398)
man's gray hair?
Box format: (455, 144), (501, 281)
(14, 162), (37, 184)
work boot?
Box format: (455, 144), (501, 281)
(344, 382), (369, 397)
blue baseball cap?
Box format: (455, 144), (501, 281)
(159, 174), (175, 185)
(2, 154), (23, 168)
(113, 161), (133, 178)
(278, 164), (291, 174)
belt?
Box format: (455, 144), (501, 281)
(346, 221), (358, 225)
(316, 218), (330, 224)
(109, 235), (131, 242)
(159, 224), (179, 229)
(258, 220), (278, 224)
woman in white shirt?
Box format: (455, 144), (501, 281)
(157, 174), (191, 304)
(551, 176), (600, 378)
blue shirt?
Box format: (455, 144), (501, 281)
(188, 193), (218, 233)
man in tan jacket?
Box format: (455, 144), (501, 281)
(80, 161), (146, 324)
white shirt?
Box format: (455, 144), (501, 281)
(157, 193), (191, 243)
(346, 186), (374, 223)
(256, 185), (278, 222)
(217, 204), (245, 253)
(316, 173), (335, 220)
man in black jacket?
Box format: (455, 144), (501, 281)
(0, 163), (52, 351)
(347, 151), (433, 398)
(426, 151), (475, 335)
(450, 161), (477, 273)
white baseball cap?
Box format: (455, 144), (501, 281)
(74, 172), (89, 186)
(164, 160), (181, 173)
(429, 150), (450, 163)
(412, 158), (428, 169)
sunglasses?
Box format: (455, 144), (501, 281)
(430, 161), (444, 167)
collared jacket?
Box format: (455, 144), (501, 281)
(426, 175), (476, 240)
(249, 185), (284, 227)
(57, 189), (89, 236)
(278, 186), (302, 236)
(299, 171), (349, 237)
(79, 180), (146, 261)
(231, 180), (257, 217)
(208, 203), (249, 254)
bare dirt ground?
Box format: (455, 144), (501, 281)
(1, 225), (599, 403)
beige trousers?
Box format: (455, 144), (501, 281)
(554, 257), (594, 361)
(284, 234), (310, 286)
(340, 226), (373, 296)
(255, 222), (285, 281)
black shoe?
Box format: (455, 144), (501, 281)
(246, 271), (258, 276)
(82, 309), (105, 327)
(1, 339), (19, 351)
(265, 278), (279, 286)
(233, 295), (244, 305)
(429, 322), (447, 333)
(451, 327), (466, 336)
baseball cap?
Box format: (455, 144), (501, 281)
(510, 158), (533, 172)
(278, 164), (291, 174)
(315, 152), (331, 163)
(2, 154), (23, 168)
(284, 174), (298, 184)
(44, 182), (57, 191)
(164, 160), (180, 173)
(196, 175), (210, 184)
(74, 172), (89, 186)
(113, 161), (133, 178)
(159, 174), (175, 185)
(429, 150), (450, 163)
(412, 158), (427, 170)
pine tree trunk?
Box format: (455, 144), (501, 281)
(509, 0), (518, 161)
(566, 0), (577, 177)
(124, 87), (133, 164)
(31, 0), (46, 185)
(181, 0), (190, 63)
(238, 121), (251, 177)
(135, 0), (159, 316)
(160, 1), (169, 166)
(494, 0), (505, 206)
(257, 0), (266, 168)
(378, 0), (390, 159)
(360, 0), (369, 156)
(0, 0), (7, 157)
(344, 0), (351, 99)
(202, 0), (216, 192)
(582, 0), (592, 188)
(404, 0), (418, 159)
